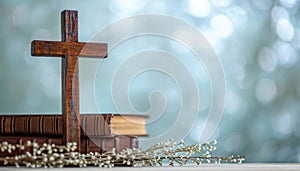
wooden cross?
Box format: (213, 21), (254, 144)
(31, 10), (107, 149)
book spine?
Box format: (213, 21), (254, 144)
(0, 115), (62, 136)
(80, 114), (112, 136)
(0, 114), (147, 136)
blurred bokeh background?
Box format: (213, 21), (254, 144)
(0, 0), (300, 162)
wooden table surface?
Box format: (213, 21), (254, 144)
(1, 164), (300, 171)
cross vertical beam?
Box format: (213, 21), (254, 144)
(61, 10), (80, 147)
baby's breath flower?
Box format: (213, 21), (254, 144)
(0, 139), (244, 168)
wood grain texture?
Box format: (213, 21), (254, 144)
(31, 41), (107, 57)
(30, 10), (108, 152)
(61, 10), (80, 150)
(61, 10), (78, 42)
(61, 53), (81, 149)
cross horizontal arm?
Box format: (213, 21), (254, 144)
(31, 40), (107, 58)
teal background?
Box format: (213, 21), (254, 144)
(0, 0), (300, 162)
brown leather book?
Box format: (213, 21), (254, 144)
(0, 114), (147, 136)
(0, 135), (138, 157)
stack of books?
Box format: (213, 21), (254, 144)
(0, 114), (147, 157)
